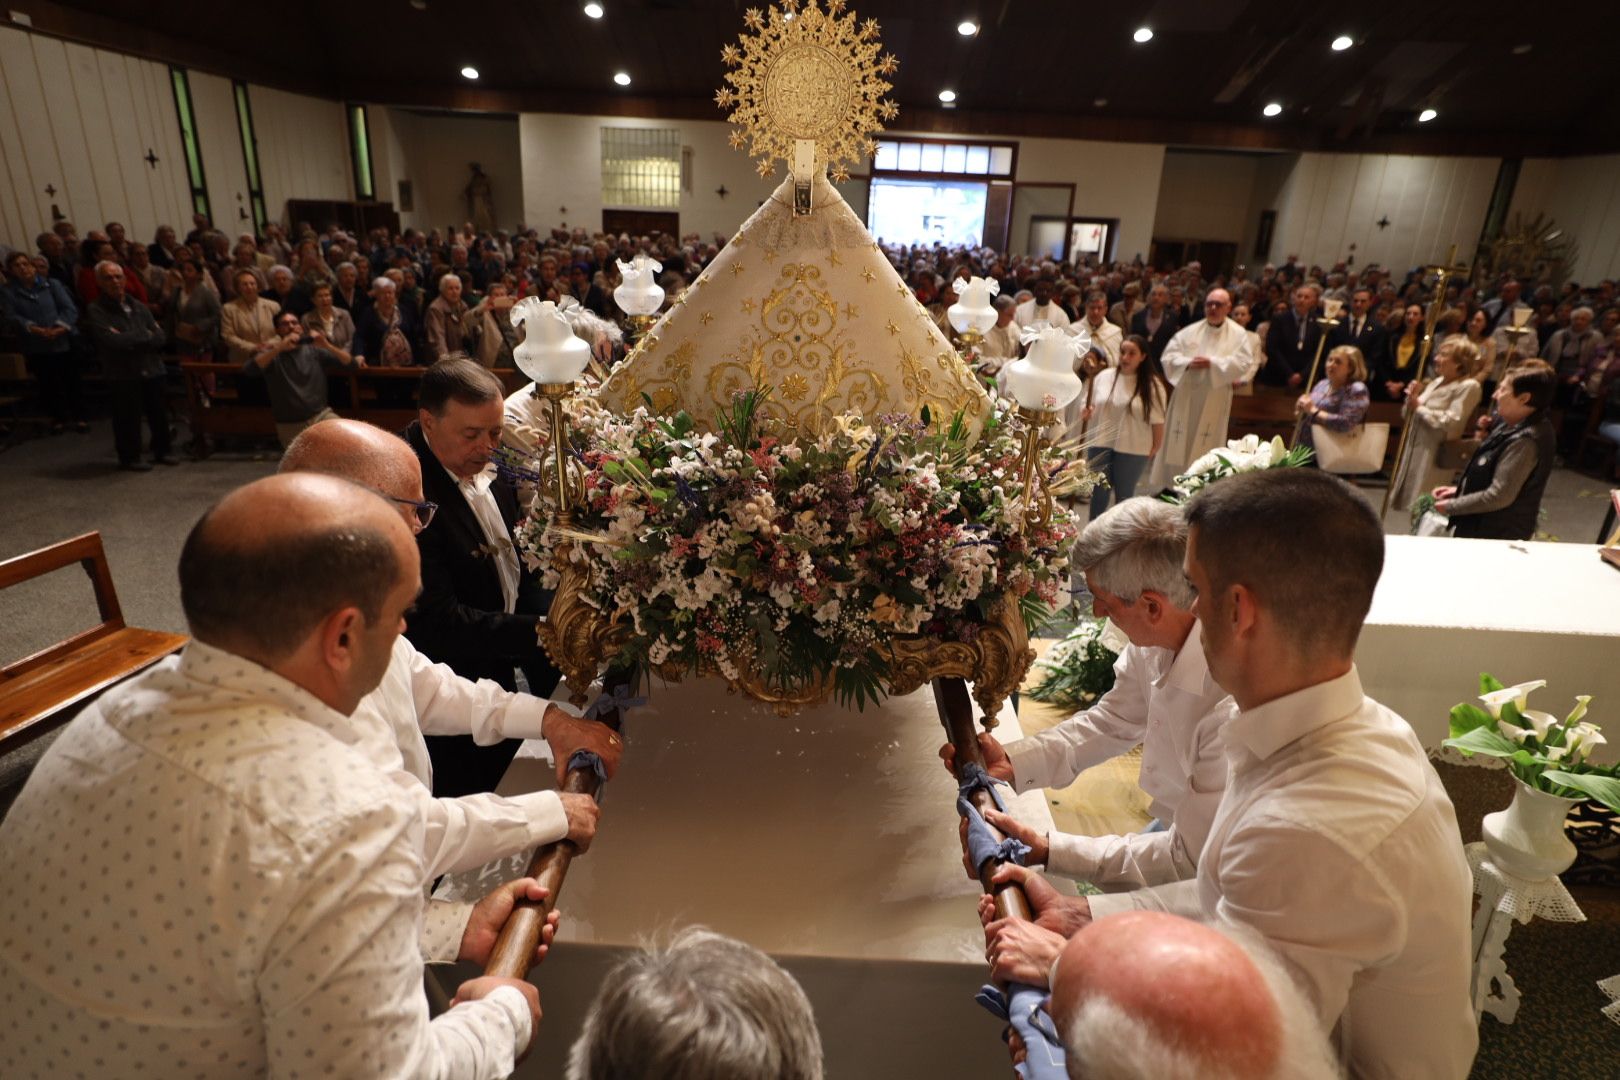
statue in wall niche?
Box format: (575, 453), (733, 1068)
(464, 162), (496, 234)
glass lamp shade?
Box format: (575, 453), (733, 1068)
(1511, 306), (1533, 328)
(614, 256), (665, 318)
(1006, 328), (1084, 412)
(948, 275), (1000, 336)
(1323, 297), (1345, 320)
(512, 298), (592, 385)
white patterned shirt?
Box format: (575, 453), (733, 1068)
(1096, 667), (1477, 1079)
(1005, 630), (1234, 895)
(0, 642), (530, 1078)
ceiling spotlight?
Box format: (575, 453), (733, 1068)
(1418, 108), (1437, 123)
(1133, 26), (1153, 43)
(938, 89), (957, 103)
(1093, 98), (1108, 108)
(613, 71), (632, 87)
(957, 20), (978, 36)
(583, 2), (604, 17)
(1331, 34), (1353, 51)
(409, 0), (426, 9)
(460, 65), (479, 80)
(1512, 43), (1533, 55)
(1262, 102), (1282, 117)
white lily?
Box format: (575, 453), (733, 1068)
(1496, 716), (1531, 743)
(1520, 709), (1559, 740)
(1565, 722), (1607, 761)
(1479, 680), (1547, 719)
(1565, 695), (1592, 726)
(1544, 745), (1570, 762)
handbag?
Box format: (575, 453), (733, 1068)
(1414, 510), (1453, 538)
(1311, 422), (1390, 475)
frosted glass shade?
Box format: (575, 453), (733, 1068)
(1005, 327), (1084, 412)
(512, 298), (591, 385)
(614, 255), (665, 318)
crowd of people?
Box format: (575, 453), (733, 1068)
(5, 212), (1618, 508)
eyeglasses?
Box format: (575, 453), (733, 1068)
(380, 493), (438, 530)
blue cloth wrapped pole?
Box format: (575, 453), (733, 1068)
(975, 982), (1068, 1079)
(956, 762), (1032, 875)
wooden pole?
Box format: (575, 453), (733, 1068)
(1288, 314), (1342, 449)
(934, 676), (1032, 921)
(482, 674), (634, 980)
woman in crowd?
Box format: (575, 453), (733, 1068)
(1382, 302), (1429, 402)
(148, 224), (181, 268)
(169, 257), (221, 363)
(1389, 337), (1483, 511)
(1080, 334), (1168, 518)
(1461, 309), (1501, 391)
(219, 268), (282, 366)
(1229, 300), (1265, 395)
(3, 249), (85, 433)
(1436, 360), (1557, 539)
(353, 277), (422, 368)
(300, 282), (356, 355)
(1295, 344), (1370, 457)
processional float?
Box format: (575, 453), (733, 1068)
(483, 2), (1090, 1070)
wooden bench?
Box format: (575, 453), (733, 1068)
(180, 362), (528, 451)
(0, 532), (187, 754)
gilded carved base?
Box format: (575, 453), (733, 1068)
(538, 550), (1033, 723)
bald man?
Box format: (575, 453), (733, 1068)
(1045, 912), (1338, 1080)
(1146, 287), (1255, 490)
(279, 418), (620, 958)
(0, 474), (552, 1076)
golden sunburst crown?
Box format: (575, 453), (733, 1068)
(715, 0), (899, 185)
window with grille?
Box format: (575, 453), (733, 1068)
(872, 138), (1016, 179)
(601, 127), (681, 209)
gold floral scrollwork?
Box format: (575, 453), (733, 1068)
(536, 541), (629, 707)
(884, 598), (1032, 727)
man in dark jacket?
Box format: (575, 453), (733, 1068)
(1261, 283), (1324, 389)
(403, 357), (561, 797)
(83, 261), (172, 470)
(4, 250), (85, 432)
(1329, 287), (1388, 380)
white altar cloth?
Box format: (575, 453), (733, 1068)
(437, 680), (1063, 1076)
(1358, 537), (1620, 762)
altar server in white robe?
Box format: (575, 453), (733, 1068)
(0, 475), (553, 1077)
(1061, 290), (1124, 439)
(942, 497), (1234, 895)
(982, 471), (1477, 1080)
(281, 418), (623, 960)
(1014, 275), (1071, 331)
(1147, 288), (1255, 490)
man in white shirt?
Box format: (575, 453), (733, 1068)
(941, 497), (1234, 895)
(1146, 288), (1255, 491)
(1074, 290), (1122, 370)
(983, 470), (1477, 1079)
(0, 474), (549, 1076)
(280, 417), (623, 960)
(1014, 275), (1072, 331)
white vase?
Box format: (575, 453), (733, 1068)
(1480, 778), (1582, 881)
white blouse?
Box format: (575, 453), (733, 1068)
(1089, 367), (1167, 456)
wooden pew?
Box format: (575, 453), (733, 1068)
(1229, 387), (1407, 471)
(180, 363), (528, 451)
(0, 532), (187, 754)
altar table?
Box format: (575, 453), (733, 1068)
(436, 680), (1066, 1076)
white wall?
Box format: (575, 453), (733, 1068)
(1152, 151), (1262, 246)
(1268, 152), (1500, 272)
(520, 113), (775, 240)
(1507, 154), (1620, 285)
(0, 24), (193, 248)
(248, 85), (351, 222)
(378, 108), (523, 233)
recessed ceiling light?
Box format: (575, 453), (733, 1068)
(1093, 98), (1108, 108)
(1331, 34), (1353, 51)
(938, 89), (957, 103)
(1418, 108), (1437, 123)
(613, 71), (631, 87)
(1262, 102), (1282, 117)
(583, 2), (604, 17)
(1133, 26), (1153, 43)
(409, 0), (426, 9)
(460, 65), (479, 80)
(957, 20), (978, 36)
(1512, 43), (1533, 55)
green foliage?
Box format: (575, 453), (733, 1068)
(1544, 771), (1620, 814)
(1448, 702), (1495, 738)
(1410, 492), (1437, 534)
(1442, 671), (1617, 797)
(1026, 619), (1119, 710)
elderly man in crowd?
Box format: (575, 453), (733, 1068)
(83, 260), (173, 470)
(0, 474), (549, 1076)
(1147, 287), (1254, 490)
(405, 358), (562, 796)
(1129, 282), (1179, 363)
(245, 309), (361, 447)
(944, 497), (1233, 896)
(566, 927), (823, 1080)
(426, 271), (478, 360)
(278, 418), (620, 958)
(1041, 912), (1339, 1080)
(1261, 282), (1323, 389)
(984, 470), (1476, 1079)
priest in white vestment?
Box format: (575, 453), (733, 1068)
(1147, 289), (1254, 490)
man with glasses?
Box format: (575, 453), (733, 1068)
(279, 417), (620, 963)
(1147, 288), (1256, 491)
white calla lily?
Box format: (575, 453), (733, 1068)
(1566, 722), (1607, 761)
(1565, 695), (1592, 725)
(1544, 745), (1569, 762)
(1479, 680), (1547, 719)
(1519, 709), (1558, 740)
(1496, 717), (1531, 743)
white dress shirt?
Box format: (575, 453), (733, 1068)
(0, 642), (531, 1078)
(353, 636), (570, 960)
(1099, 667), (1477, 1079)
(449, 463), (521, 614)
(1004, 630), (1235, 896)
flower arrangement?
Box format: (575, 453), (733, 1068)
(1160, 434), (1314, 504)
(1443, 674), (1620, 812)
(1025, 617), (1121, 710)
(511, 389), (1094, 710)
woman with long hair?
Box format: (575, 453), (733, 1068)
(1382, 302), (1429, 402)
(1081, 334), (1170, 517)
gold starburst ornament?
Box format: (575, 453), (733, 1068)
(716, 0), (899, 203)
